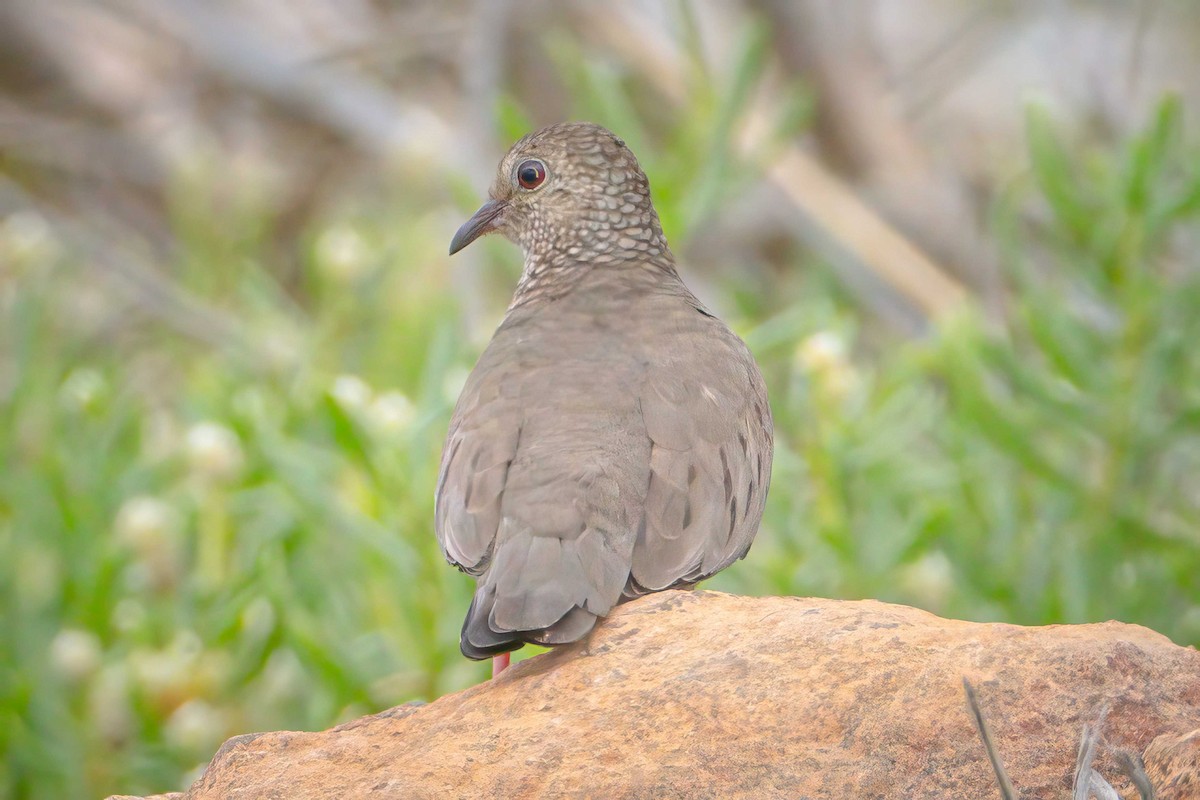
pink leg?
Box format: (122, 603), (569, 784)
(492, 652), (511, 678)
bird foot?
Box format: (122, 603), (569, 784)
(492, 652), (510, 678)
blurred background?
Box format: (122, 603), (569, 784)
(2, 0), (1199, 796)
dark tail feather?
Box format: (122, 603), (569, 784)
(526, 605), (597, 645)
(460, 586), (523, 660)
(461, 586), (599, 659)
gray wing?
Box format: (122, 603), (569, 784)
(627, 317), (773, 595)
(436, 303), (771, 658)
(435, 332), (648, 658)
(434, 360), (520, 578)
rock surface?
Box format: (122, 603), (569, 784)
(114, 592), (1200, 799)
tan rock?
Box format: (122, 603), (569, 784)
(114, 592), (1200, 799)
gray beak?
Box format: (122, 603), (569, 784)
(449, 199), (506, 255)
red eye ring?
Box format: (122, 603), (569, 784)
(516, 159), (546, 190)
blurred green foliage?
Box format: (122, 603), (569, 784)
(1, 58), (1198, 800)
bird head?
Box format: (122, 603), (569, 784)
(448, 122), (667, 264)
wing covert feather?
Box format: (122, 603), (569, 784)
(629, 326), (773, 595)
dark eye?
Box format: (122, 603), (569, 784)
(516, 160), (546, 190)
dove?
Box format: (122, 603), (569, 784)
(440, 122), (773, 676)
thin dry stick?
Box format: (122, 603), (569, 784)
(1072, 708), (1124, 800)
(579, 2), (968, 322)
(1073, 718), (1103, 800)
(1085, 771), (1122, 800)
(120, 0), (454, 157)
(1112, 748), (1156, 800)
(18, 203), (267, 359)
(760, 148), (970, 319)
(963, 678), (1018, 800)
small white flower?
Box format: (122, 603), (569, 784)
(115, 496), (181, 552)
(89, 664), (133, 743)
(58, 368), (106, 412)
(1, 210), (59, 264)
(185, 422), (244, 480)
(795, 330), (859, 403)
(4, 210), (50, 245)
(898, 550), (955, 611)
(50, 628), (102, 682)
(164, 699), (225, 752)
(112, 599), (148, 633)
(115, 495), (184, 589)
(259, 648), (305, 705)
(795, 331), (847, 375)
(131, 636), (202, 706)
(315, 223), (370, 283)
(1179, 607), (1200, 642)
(822, 362), (860, 401)
(259, 328), (302, 371)
(331, 374), (372, 411)
(231, 387), (267, 421)
(441, 367), (469, 405)
(240, 596), (276, 640)
(368, 391), (415, 434)
(130, 647), (181, 699)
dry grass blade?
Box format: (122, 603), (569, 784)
(1085, 769), (1122, 800)
(759, 148), (969, 320)
(1074, 722), (1101, 800)
(15, 198), (265, 358)
(963, 678), (1018, 800)
(1072, 707), (1110, 800)
(1112, 748), (1156, 800)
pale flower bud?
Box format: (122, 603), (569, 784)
(369, 391), (415, 434)
(795, 330), (858, 402)
(240, 596), (276, 641)
(898, 550), (955, 612)
(89, 664), (133, 743)
(1, 210), (60, 265)
(115, 496), (181, 554)
(185, 422), (244, 480)
(259, 648), (305, 705)
(115, 495), (184, 589)
(331, 374), (372, 411)
(165, 699), (226, 752)
(795, 331), (847, 375)
(315, 223), (370, 283)
(50, 628), (103, 682)
(441, 367), (469, 405)
(112, 598), (148, 633)
(131, 631), (200, 698)
(58, 368), (107, 413)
